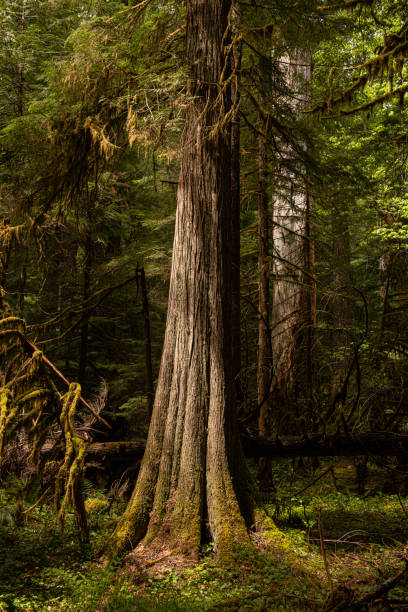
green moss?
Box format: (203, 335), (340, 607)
(0, 387), (11, 459)
(0, 314), (89, 545)
(85, 498), (109, 515)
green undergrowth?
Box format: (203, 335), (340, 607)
(0, 459), (407, 611)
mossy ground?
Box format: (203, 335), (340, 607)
(0, 458), (407, 611)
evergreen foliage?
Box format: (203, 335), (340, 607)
(1, 0), (408, 606)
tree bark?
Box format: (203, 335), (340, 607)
(105, 0), (252, 561)
(271, 48), (312, 428)
(230, 0), (242, 407)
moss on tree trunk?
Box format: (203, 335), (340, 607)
(105, 0), (253, 562)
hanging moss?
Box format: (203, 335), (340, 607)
(0, 314), (88, 543)
(309, 20), (408, 118)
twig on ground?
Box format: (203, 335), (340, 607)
(319, 507), (334, 594)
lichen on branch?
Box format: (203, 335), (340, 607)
(0, 314), (88, 542)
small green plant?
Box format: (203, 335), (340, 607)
(0, 490), (14, 526)
(84, 497), (109, 515)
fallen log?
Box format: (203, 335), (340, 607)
(85, 441), (146, 461)
(242, 432), (408, 459)
(328, 560), (408, 611)
(82, 432), (408, 463)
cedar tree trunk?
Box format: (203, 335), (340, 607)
(105, 0), (252, 561)
(271, 47), (312, 428)
(230, 0), (242, 406)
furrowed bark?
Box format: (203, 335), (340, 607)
(272, 48), (312, 427)
(105, 0), (252, 562)
(230, 0), (242, 407)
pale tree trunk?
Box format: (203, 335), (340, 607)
(105, 0), (252, 561)
(271, 48), (313, 431)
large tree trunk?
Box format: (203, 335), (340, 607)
(271, 48), (312, 430)
(230, 0), (242, 407)
(105, 0), (252, 561)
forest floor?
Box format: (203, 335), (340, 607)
(0, 458), (407, 611)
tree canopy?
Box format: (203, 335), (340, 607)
(2, 0), (408, 609)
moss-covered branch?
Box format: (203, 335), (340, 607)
(0, 314), (88, 543)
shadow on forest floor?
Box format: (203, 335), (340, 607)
(0, 459), (407, 611)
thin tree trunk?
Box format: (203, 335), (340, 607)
(105, 0), (252, 561)
(79, 230), (92, 389)
(16, 0), (26, 118)
(257, 114), (275, 487)
(330, 200), (354, 411)
(379, 247), (394, 343)
(140, 267), (154, 419)
(0, 234), (12, 311)
(332, 202), (352, 357)
(297, 190), (316, 420)
(16, 245), (28, 315)
(257, 114), (272, 435)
